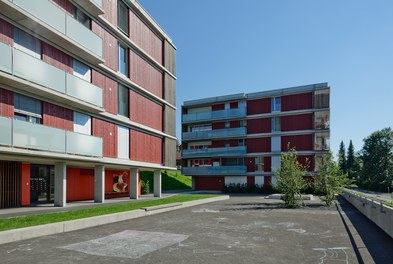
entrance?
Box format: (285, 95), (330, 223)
(30, 165), (54, 204)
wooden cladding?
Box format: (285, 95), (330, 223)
(92, 21), (118, 71)
(92, 118), (118, 158)
(66, 168), (94, 202)
(164, 105), (176, 136)
(129, 9), (163, 64)
(130, 90), (163, 131)
(247, 98), (271, 115)
(130, 130), (162, 164)
(164, 137), (176, 167)
(102, 0), (117, 25)
(281, 92), (313, 112)
(281, 134), (313, 151)
(0, 88), (14, 117)
(164, 40), (176, 74)
(247, 118), (271, 134)
(92, 70), (118, 114)
(0, 161), (21, 209)
(42, 102), (73, 130)
(247, 137), (271, 153)
(129, 49), (163, 98)
(164, 73), (176, 106)
(42, 42), (73, 73)
(0, 17), (13, 45)
(281, 113), (313, 131)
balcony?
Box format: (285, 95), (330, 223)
(0, 0), (103, 64)
(0, 116), (103, 157)
(183, 127), (246, 141)
(315, 132), (330, 151)
(73, 0), (104, 16)
(182, 146), (247, 158)
(182, 166), (247, 175)
(0, 46), (103, 108)
(183, 108), (246, 123)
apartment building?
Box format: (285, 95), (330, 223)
(181, 83), (330, 190)
(0, 0), (176, 208)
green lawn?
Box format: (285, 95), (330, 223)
(0, 194), (218, 232)
(140, 170), (192, 192)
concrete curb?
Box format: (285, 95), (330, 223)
(0, 195), (229, 245)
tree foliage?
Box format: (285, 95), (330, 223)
(338, 141), (347, 173)
(275, 149), (308, 208)
(359, 127), (393, 191)
(346, 140), (361, 180)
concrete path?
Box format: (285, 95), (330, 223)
(1, 196), (391, 263)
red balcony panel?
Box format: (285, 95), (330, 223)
(92, 70), (117, 114)
(130, 90), (163, 131)
(92, 118), (118, 158)
(281, 113), (313, 131)
(281, 92), (312, 112)
(42, 102), (73, 130)
(247, 98), (271, 115)
(194, 176), (224, 191)
(130, 130), (162, 164)
(0, 17), (13, 45)
(281, 134), (313, 151)
(42, 42), (73, 73)
(212, 122), (225, 130)
(247, 137), (271, 153)
(212, 103), (225, 111)
(92, 21), (118, 71)
(247, 118), (271, 134)
(0, 88), (14, 117)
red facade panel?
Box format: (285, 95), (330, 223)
(229, 139), (238, 147)
(247, 137), (271, 153)
(247, 98), (271, 115)
(102, 0), (117, 25)
(21, 163), (30, 206)
(247, 118), (271, 134)
(247, 176), (255, 185)
(281, 113), (313, 131)
(0, 88), (14, 117)
(281, 92), (313, 112)
(42, 42), (73, 73)
(92, 22), (118, 71)
(42, 102), (73, 130)
(92, 118), (118, 158)
(130, 130), (162, 164)
(91, 70), (117, 114)
(130, 90), (163, 131)
(211, 140), (225, 148)
(297, 155), (315, 171)
(194, 176), (224, 191)
(0, 17), (13, 45)
(51, 0), (75, 16)
(212, 122), (225, 130)
(129, 49), (163, 98)
(247, 157), (255, 172)
(212, 103), (225, 111)
(129, 10), (163, 64)
(230, 121), (239, 128)
(230, 102), (238, 109)
(66, 168), (94, 202)
(281, 134), (313, 151)
(264, 157), (272, 172)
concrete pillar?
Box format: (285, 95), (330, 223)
(154, 170), (162, 197)
(130, 168), (139, 199)
(54, 162), (67, 207)
(94, 165), (105, 203)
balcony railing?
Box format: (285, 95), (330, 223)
(183, 127), (246, 140)
(0, 116), (103, 157)
(182, 166), (247, 175)
(183, 108), (246, 123)
(182, 146), (247, 158)
(12, 0), (103, 58)
(0, 47), (103, 108)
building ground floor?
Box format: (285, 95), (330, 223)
(0, 160), (163, 209)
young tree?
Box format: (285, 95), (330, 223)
(360, 127), (393, 191)
(338, 141), (347, 173)
(313, 152), (350, 206)
(275, 149), (308, 208)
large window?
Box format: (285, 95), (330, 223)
(118, 43), (128, 76)
(117, 0), (129, 35)
(73, 60), (91, 82)
(271, 97), (281, 112)
(14, 28), (41, 59)
(14, 94), (42, 123)
(74, 112), (91, 135)
(255, 157), (264, 172)
(118, 83), (129, 117)
(272, 117), (280, 132)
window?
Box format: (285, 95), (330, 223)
(238, 139), (245, 146)
(74, 112), (91, 135)
(73, 60), (91, 82)
(118, 43), (128, 76)
(14, 28), (41, 59)
(271, 97), (281, 112)
(117, 126), (129, 159)
(225, 121), (230, 128)
(240, 120), (247, 127)
(14, 94), (42, 123)
(74, 8), (91, 29)
(117, 0), (129, 34)
(255, 157), (264, 172)
(226, 158), (244, 166)
(118, 83), (129, 117)
(272, 117), (280, 132)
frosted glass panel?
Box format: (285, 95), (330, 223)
(66, 131), (102, 157)
(117, 126), (129, 159)
(0, 117), (12, 146)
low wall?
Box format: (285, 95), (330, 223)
(341, 190), (393, 239)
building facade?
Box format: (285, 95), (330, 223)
(181, 83), (330, 190)
(0, 0), (176, 208)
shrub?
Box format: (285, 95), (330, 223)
(141, 180), (150, 194)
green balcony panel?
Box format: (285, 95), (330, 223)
(13, 120), (66, 153)
(0, 42), (12, 74)
(66, 16), (103, 57)
(66, 131), (103, 157)
(0, 117), (12, 146)
(13, 49), (66, 93)
(66, 73), (103, 107)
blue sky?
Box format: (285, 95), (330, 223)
(138, 0), (393, 155)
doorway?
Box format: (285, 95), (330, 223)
(30, 165), (54, 204)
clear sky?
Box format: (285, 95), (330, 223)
(138, 0), (393, 155)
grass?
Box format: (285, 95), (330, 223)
(0, 194), (218, 232)
(140, 170), (192, 192)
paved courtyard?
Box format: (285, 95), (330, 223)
(0, 196), (392, 263)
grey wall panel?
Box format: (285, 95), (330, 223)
(164, 105), (176, 137)
(164, 73), (176, 106)
(164, 40), (176, 75)
(165, 137), (176, 168)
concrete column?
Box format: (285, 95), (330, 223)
(54, 162), (67, 207)
(129, 168), (139, 200)
(154, 170), (162, 197)
(94, 165), (105, 203)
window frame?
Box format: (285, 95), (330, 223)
(118, 83), (129, 117)
(117, 0), (129, 35)
(118, 43), (128, 76)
